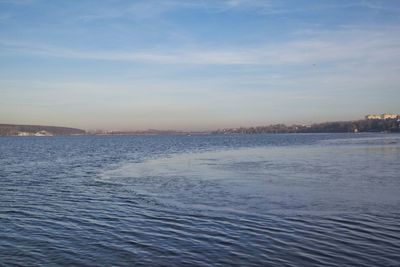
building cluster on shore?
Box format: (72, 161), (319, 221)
(17, 130), (53, 137)
(365, 113), (399, 120)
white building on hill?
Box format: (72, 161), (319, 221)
(365, 113), (399, 120)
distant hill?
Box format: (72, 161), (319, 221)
(0, 124), (86, 136)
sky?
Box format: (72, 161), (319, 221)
(0, 0), (399, 131)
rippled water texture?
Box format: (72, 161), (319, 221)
(1, 134), (400, 266)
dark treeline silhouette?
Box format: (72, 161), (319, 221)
(0, 124), (85, 136)
(214, 119), (400, 134)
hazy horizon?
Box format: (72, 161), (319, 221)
(1, 0), (400, 130)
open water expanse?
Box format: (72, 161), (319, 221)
(1, 133), (399, 266)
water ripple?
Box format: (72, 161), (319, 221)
(1, 134), (399, 266)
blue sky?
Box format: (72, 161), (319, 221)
(0, 0), (399, 130)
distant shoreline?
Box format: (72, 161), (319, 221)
(1, 118), (399, 136)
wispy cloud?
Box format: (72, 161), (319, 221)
(1, 27), (399, 67)
(77, 1), (182, 21)
(75, 0), (275, 22)
(222, 0), (272, 11)
(360, 0), (400, 12)
(70, 0), (400, 25)
(224, 0), (400, 15)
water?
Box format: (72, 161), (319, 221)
(1, 133), (399, 266)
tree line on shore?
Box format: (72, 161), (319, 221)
(213, 119), (400, 134)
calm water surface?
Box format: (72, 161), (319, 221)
(1, 133), (399, 266)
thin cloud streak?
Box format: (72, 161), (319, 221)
(73, 0), (399, 23)
(1, 28), (399, 66)
(75, 0), (274, 22)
